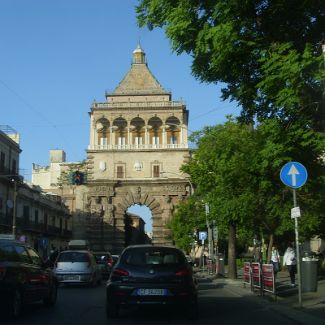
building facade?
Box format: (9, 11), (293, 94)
(32, 45), (192, 253)
(0, 126), (72, 258)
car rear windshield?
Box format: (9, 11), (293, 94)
(58, 251), (89, 262)
(122, 247), (185, 266)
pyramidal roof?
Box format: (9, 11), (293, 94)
(110, 45), (170, 96)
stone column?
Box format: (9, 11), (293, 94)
(109, 126), (113, 146)
(162, 126), (167, 146)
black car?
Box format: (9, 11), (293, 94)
(0, 235), (58, 318)
(106, 245), (198, 319)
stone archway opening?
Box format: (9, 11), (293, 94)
(126, 204), (153, 245)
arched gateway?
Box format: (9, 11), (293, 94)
(74, 45), (191, 253)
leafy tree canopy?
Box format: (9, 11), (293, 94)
(137, 0), (325, 129)
(182, 117), (325, 242)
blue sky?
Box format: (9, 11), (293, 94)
(1, 0), (239, 231)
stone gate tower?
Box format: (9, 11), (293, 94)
(80, 45), (191, 253)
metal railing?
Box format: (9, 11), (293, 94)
(88, 143), (188, 150)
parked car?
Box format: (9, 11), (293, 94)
(94, 252), (114, 279)
(53, 250), (102, 286)
(0, 234), (58, 318)
(106, 245), (198, 319)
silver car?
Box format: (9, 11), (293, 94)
(54, 250), (102, 286)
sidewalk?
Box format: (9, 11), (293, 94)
(195, 268), (325, 324)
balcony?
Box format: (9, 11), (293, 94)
(88, 143), (188, 151)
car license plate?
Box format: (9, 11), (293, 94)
(64, 275), (80, 281)
(137, 289), (166, 296)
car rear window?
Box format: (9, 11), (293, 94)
(58, 251), (89, 262)
(122, 247), (185, 266)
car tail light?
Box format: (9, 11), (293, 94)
(175, 269), (190, 277)
(0, 266), (6, 280)
(112, 268), (129, 277)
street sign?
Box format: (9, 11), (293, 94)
(291, 206), (301, 219)
(199, 231), (207, 241)
(280, 162), (308, 189)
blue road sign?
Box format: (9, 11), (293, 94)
(280, 162), (308, 189)
(199, 231), (207, 241)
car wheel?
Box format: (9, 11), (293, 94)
(10, 289), (23, 318)
(44, 283), (58, 306)
(106, 300), (119, 318)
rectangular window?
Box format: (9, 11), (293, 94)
(44, 213), (48, 228)
(23, 205), (30, 220)
(117, 166), (124, 178)
(11, 159), (17, 175)
(0, 152), (5, 172)
(34, 210), (39, 224)
(100, 137), (107, 145)
(153, 165), (160, 178)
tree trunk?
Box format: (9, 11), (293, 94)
(267, 233), (274, 263)
(227, 223), (237, 279)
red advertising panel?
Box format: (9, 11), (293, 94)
(262, 264), (275, 293)
(243, 262), (251, 284)
(251, 262), (261, 288)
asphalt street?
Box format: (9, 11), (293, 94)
(1, 276), (310, 325)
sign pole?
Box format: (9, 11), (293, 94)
(293, 189), (302, 307)
(280, 161), (308, 308)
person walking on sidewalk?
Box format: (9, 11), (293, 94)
(271, 245), (281, 278)
(283, 243), (297, 287)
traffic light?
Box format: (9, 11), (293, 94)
(73, 171), (84, 185)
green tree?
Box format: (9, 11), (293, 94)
(182, 118), (259, 278)
(137, 0), (325, 129)
(167, 196), (206, 252)
(181, 117), (325, 277)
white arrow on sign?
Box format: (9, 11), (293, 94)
(288, 164), (300, 186)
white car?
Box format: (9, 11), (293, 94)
(54, 250), (102, 286)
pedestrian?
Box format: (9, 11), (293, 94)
(270, 245), (281, 277)
(283, 243), (297, 287)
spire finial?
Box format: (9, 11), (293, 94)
(133, 41), (146, 64)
